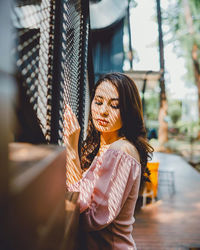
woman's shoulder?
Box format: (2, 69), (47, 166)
(109, 138), (140, 163)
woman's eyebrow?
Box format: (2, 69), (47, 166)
(95, 95), (103, 99)
(95, 95), (119, 101)
(110, 98), (119, 101)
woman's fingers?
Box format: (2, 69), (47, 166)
(66, 107), (80, 132)
(64, 104), (80, 137)
(64, 104), (81, 149)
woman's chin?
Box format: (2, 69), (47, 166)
(94, 124), (110, 133)
(96, 127), (109, 133)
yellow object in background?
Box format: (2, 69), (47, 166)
(147, 162), (159, 197)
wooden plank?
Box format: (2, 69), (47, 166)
(3, 143), (66, 250)
(60, 192), (80, 250)
(133, 153), (200, 249)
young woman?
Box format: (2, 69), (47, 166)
(65, 72), (153, 250)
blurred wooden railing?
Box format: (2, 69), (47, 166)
(1, 143), (80, 250)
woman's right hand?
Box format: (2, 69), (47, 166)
(64, 104), (80, 150)
(64, 104), (82, 184)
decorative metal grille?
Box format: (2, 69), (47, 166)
(12, 0), (89, 145)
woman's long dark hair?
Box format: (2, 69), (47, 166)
(81, 72), (153, 186)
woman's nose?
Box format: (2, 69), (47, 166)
(100, 104), (109, 116)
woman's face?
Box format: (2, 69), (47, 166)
(91, 81), (122, 134)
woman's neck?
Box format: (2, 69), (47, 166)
(100, 131), (121, 147)
(97, 132), (125, 157)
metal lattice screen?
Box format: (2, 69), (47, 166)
(12, 0), (89, 145)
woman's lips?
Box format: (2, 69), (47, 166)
(96, 119), (109, 126)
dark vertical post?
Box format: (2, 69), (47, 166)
(142, 78), (147, 114)
(78, 0), (90, 142)
(87, 28), (95, 97)
(50, 0), (63, 144)
(0, 0), (15, 247)
(0, 0), (13, 205)
(156, 0), (168, 146)
(156, 0), (166, 104)
(142, 71), (152, 115)
(127, 0), (133, 69)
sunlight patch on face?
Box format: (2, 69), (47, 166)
(91, 81), (122, 134)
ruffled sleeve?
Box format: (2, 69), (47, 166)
(68, 149), (141, 231)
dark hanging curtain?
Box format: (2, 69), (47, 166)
(91, 18), (125, 83)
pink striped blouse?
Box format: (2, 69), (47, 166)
(67, 148), (141, 250)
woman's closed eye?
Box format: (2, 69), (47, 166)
(95, 101), (119, 109)
(110, 104), (119, 109)
(95, 101), (103, 105)
(94, 96), (119, 109)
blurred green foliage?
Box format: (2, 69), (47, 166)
(168, 100), (182, 124)
(145, 91), (159, 121)
(145, 92), (183, 125)
(163, 0), (200, 87)
(177, 119), (200, 141)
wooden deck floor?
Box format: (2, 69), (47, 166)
(133, 152), (200, 250)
